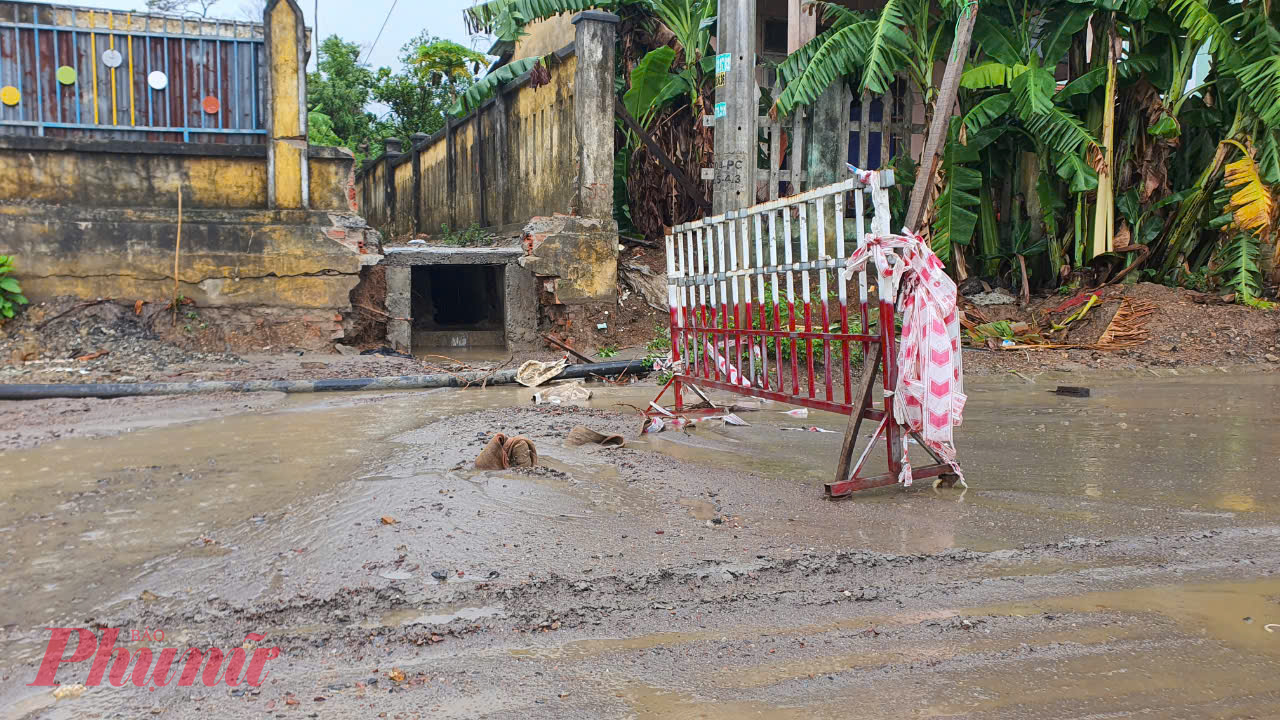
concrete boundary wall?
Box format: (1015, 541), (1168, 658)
(356, 11), (619, 240)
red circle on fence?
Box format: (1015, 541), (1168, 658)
(201, 96), (220, 114)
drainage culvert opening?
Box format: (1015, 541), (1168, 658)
(411, 264), (505, 332)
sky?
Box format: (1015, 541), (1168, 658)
(68, 0), (489, 72)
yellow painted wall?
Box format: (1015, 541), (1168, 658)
(0, 148), (268, 208)
(511, 14), (575, 60)
(393, 53), (579, 235)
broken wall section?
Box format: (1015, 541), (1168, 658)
(357, 11), (621, 340)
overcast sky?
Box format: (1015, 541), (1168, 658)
(70, 0), (489, 72)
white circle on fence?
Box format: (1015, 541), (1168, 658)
(102, 49), (123, 68)
(147, 71), (168, 90)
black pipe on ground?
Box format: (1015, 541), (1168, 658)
(0, 359), (649, 401)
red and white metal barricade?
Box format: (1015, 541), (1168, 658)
(648, 171), (965, 496)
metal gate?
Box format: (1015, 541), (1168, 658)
(649, 170), (964, 496)
(0, 2), (265, 143)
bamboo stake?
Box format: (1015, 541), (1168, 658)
(172, 187), (182, 326)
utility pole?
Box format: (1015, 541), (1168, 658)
(712, 0), (756, 214)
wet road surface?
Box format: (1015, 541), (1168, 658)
(1, 370), (1278, 718)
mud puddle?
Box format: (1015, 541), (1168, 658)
(3, 371), (1279, 719)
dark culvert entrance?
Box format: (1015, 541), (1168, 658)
(410, 265), (506, 348)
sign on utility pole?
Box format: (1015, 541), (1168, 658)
(711, 0), (756, 214)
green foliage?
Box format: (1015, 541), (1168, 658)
(772, 0), (912, 117)
(596, 345), (620, 358)
(465, 0), (619, 44)
(449, 57), (541, 117)
(306, 36), (377, 154)
(1213, 232), (1264, 302)
(933, 119), (982, 261)
(375, 32), (474, 138)
(307, 111), (344, 147)
(307, 33), (479, 161)
(439, 224), (493, 247)
(0, 255), (29, 320)
(624, 47), (677, 124)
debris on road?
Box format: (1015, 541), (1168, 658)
(475, 433), (539, 469)
(566, 425), (626, 447)
(515, 359), (569, 387)
(533, 381), (592, 405)
(1054, 386), (1091, 397)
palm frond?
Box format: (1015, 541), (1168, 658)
(1232, 56), (1280, 128)
(1055, 67), (1107, 102)
(464, 0), (620, 44)
(1167, 0), (1240, 62)
(449, 56), (541, 116)
(960, 61), (1017, 90)
(1213, 232), (1263, 300)
(1220, 139), (1274, 239)
(962, 92), (1013, 134)
(1023, 103), (1100, 156)
(772, 20), (875, 117)
(774, 3), (868, 88)
(932, 118), (982, 261)
(858, 0), (911, 95)
(1012, 66), (1056, 117)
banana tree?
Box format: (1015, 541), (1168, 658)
(1155, 0), (1280, 288)
(772, 0), (959, 119)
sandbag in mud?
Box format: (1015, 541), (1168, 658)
(474, 433), (539, 469)
(565, 425), (626, 448)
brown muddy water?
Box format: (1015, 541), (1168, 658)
(1, 370), (1278, 718)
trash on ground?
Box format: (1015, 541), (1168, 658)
(474, 433), (539, 469)
(533, 381), (592, 405)
(566, 425), (626, 447)
(967, 289), (1017, 306)
(781, 426), (839, 433)
(515, 359), (568, 387)
(1054, 386), (1091, 397)
(642, 417), (664, 434)
(52, 683), (87, 699)
(781, 408), (809, 418)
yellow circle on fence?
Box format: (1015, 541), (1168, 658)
(0, 86), (19, 106)
(56, 66), (77, 85)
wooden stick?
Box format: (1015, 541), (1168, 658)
(544, 334), (595, 364)
(172, 187), (182, 326)
(904, 4), (980, 233)
(614, 97), (711, 212)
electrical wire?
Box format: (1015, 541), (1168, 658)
(362, 0), (398, 63)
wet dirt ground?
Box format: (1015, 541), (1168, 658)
(1, 369), (1278, 718)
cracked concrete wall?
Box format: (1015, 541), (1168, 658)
(519, 215), (617, 305)
(0, 137), (379, 349)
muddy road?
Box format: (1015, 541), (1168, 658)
(2, 370), (1278, 718)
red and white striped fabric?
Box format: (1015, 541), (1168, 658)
(842, 178), (965, 487)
